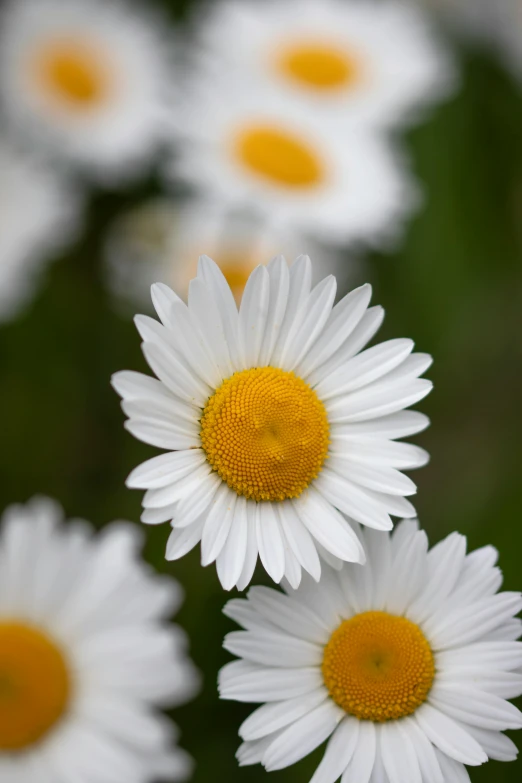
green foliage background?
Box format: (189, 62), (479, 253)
(0, 1), (521, 781)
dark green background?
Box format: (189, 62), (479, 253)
(0, 1), (521, 781)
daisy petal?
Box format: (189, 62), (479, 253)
(327, 379), (433, 423)
(310, 716), (360, 783)
(277, 501), (322, 582)
(197, 255), (242, 369)
(308, 306), (385, 388)
(380, 721), (422, 783)
(414, 703), (487, 766)
(126, 450), (206, 490)
(298, 284), (372, 380)
(201, 485), (237, 566)
(270, 254), (312, 366)
(316, 339), (415, 401)
(188, 277), (234, 379)
(258, 255), (290, 367)
(238, 265), (270, 368)
(293, 487), (365, 562)
(236, 502), (259, 592)
(216, 496), (248, 590)
(262, 700), (343, 771)
(282, 276), (337, 370)
(341, 720), (376, 783)
(239, 689), (327, 741)
(315, 469), (392, 531)
(219, 663), (323, 702)
(256, 503), (285, 583)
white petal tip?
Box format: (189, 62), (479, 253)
(110, 372), (125, 395)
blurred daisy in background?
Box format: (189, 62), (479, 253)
(0, 0), (173, 184)
(417, 0), (495, 36)
(0, 139), (82, 324)
(0, 496), (199, 783)
(169, 81), (419, 247)
(193, 0), (455, 130)
(418, 0), (522, 84)
(113, 255), (432, 590)
(105, 198), (352, 310)
(479, 1), (522, 83)
(220, 520), (522, 780)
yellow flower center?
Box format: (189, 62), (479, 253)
(277, 42), (361, 91)
(0, 622), (71, 750)
(32, 38), (111, 109)
(322, 611), (435, 722)
(200, 367), (330, 501)
(234, 125), (325, 189)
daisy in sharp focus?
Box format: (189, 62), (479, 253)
(0, 497), (199, 783)
(0, 0), (173, 183)
(0, 139), (82, 323)
(193, 0), (455, 130)
(220, 519), (522, 781)
(170, 79), (419, 247)
(113, 254), (432, 590)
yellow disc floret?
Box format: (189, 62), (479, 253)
(32, 38), (110, 108)
(322, 611), (435, 722)
(277, 43), (361, 91)
(234, 125), (325, 189)
(200, 367), (329, 501)
(0, 622), (71, 750)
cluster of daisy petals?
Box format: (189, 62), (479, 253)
(1, 251), (522, 783)
(0, 1), (520, 783)
(114, 254), (522, 783)
(0, 0), (457, 319)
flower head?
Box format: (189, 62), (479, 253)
(169, 82), (418, 246)
(0, 0), (173, 182)
(220, 520), (522, 780)
(105, 199), (315, 309)
(114, 255), (432, 589)
(0, 497), (199, 782)
(0, 139), (82, 323)
(194, 0), (455, 129)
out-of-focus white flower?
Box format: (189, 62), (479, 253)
(193, 0), (455, 130)
(169, 80), (419, 247)
(220, 521), (522, 780)
(113, 255), (432, 590)
(105, 199), (351, 309)
(416, 0), (496, 37)
(0, 496), (199, 783)
(0, 0), (173, 183)
(419, 0), (522, 82)
(0, 140), (82, 323)
(483, 2), (522, 82)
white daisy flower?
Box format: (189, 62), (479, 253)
(113, 254), (432, 590)
(105, 199), (344, 310)
(193, 0), (455, 130)
(0, 496), (200, 783)
(170, 80), (419, 247)
(220, 519), (522, 781)
(0, 140), (82, 323)
(478, 1), (522, 83)
(0, 0), (173, 183)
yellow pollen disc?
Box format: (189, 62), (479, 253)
(0, 622), (71, 750)
(322, 611), (435, 722)
(200, 367), (330, 501)
(277, 43), (360, 91)
(32, 39), (110, 108)
(234, 125), (325, 189)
